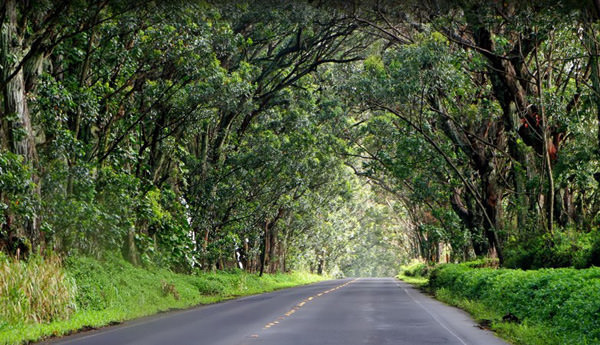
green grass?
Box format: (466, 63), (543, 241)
(433, 287), (560, 345)
(396, 273), (429, 288)
(396, 261), (430, 289)
(410, 262), (600, 345)
(0, 255), (324, 345)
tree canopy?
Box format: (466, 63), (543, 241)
(2, 0), (600, 275)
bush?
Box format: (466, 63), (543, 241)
(504, 229), (600, 269)
(0, 254), (77, 324)
(429, 263), (600, 344)
(401, 261), (430, 278)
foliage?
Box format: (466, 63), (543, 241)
(3, 0), (599, 280)
(0, 153), (36, 242)
(429, 263), (600, 345)
(335, 1), (600, 267)
(396, 261), (431, 287)
(0, 254), (324, 345)
(400, 261), (430, 278)
(0, 254), (77, 325)
(0, 0), (399, 278)
(504, 229), (600, 269)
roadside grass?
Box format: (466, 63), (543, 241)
(395, 273), (428, 288)
(0, 253), (77, 326)
(433, 288), (559, 345)
(0, 255), (324, 345)
(396, 261), (430, 289)
(397, 261), (600, 345)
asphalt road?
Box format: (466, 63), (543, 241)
(41, 278), (508, 345)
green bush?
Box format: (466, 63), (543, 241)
(504, 229), (600, 269)
(429, 263), (600, 344)
(401, 261), (430, 278)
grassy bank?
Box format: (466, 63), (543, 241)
(396, 261), (430, 288)
(398, 261), (600, 345)
(0, 254), (324, 345)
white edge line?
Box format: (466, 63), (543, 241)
(402, 286), (469, 345)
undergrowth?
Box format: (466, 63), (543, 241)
(0, 254), (323, 345)
(396, 260), (431, 288)
(427, 263), (600, 345)
(0, 253), (77, 325)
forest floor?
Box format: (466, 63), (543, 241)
(0, 255), (324, 345)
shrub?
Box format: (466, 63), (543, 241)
(504, 229), (600, 269)
(401, 261), (430, 278)
(190, 275), (225, 295)
(0, 254), (77, 324)
(429, 263), (600, 344)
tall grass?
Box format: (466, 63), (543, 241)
(0, 253), (77, 324)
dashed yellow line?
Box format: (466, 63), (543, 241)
(261, 279), (358, 330)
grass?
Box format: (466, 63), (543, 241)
(0, 254), (77, 325)
(433, 287), (560, 345)
(0, 255), (324, 345)
(398, 261), (600, 345)
(396, 260), (430, 289)
(396, 273), (428, 287)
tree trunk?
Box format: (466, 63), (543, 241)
(482, 170), (504, 263)
(317, 255), (325, 275)
(450, 188), (486, 256)
(268, 226), (277, 273)
(259, 219), (270, 277)
(1, 0), (42, 252)
(126, 227), (139, 266)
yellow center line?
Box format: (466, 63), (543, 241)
(260, 278), (358, 330)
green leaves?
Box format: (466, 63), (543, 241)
(0, 152), (36, 224)
(430, 264), (600, 344)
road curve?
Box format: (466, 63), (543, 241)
(40, 278), (508, 345)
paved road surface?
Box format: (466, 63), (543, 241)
(41, 278), (508, 345)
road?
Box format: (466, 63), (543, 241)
(41, 278), (508, 345)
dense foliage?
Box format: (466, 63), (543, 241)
(2, 0), (600, 276)
(429, 263), (600, 344)
(338, 1), (600, 266)
(0, 0), (407, 276)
